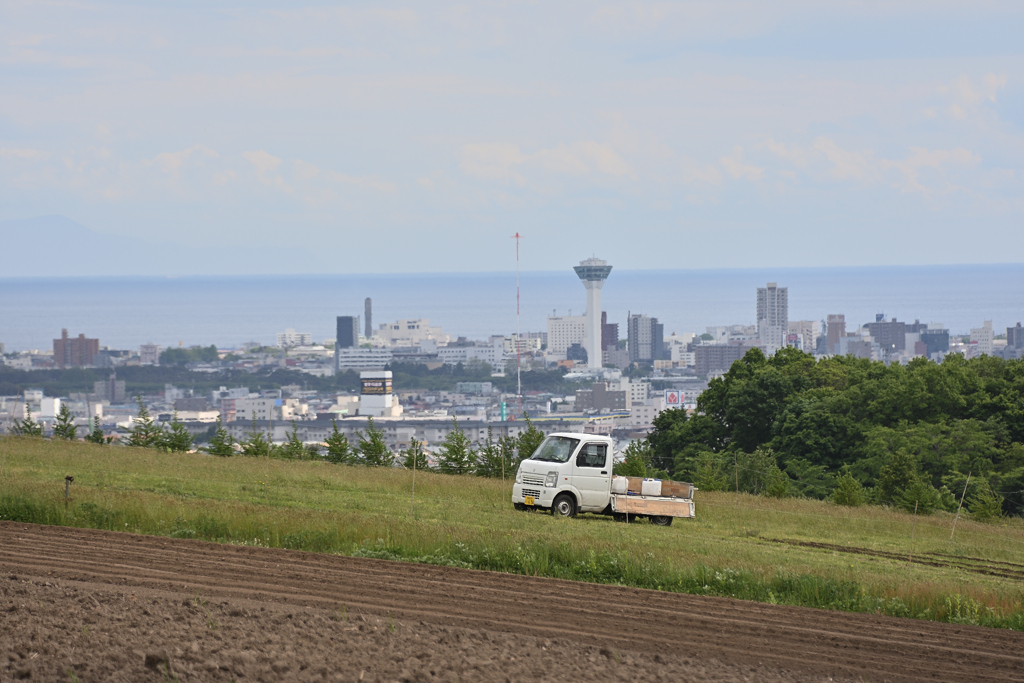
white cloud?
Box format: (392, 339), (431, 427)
(242, 150), (284, 183)
(719, 146), (763, 181)
(460, 144), (527, 183)
(460, 140), (635, 186)
(813, 137), (877, 182)
(881, 147), (981, 194)
(0, 147), (50, 161)
(150, 145), (218, 178)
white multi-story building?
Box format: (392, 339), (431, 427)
(335, 347), (392, 371)
(547, 316), (586, 357)
(438, 338), (505, 368)
(234, 398), (279, 422)
(277, 329), (312, 347)
(503, 336), (543, 354)
(140, 344), (161, 365)
(705, 325), (758, 344)
(970, 321), (994, 357)
(787, 321), (819, 352)
(623, 395), (668, 428)
(374, 319), (449, 347)
(757, 282), (788, 352)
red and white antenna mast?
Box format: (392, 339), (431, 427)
(513, 232), (522, 415)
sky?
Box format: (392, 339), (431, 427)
(2, 0), (1023, 274)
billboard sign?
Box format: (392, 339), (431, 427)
(360, 378), (392, 395)
(665, 390), (682, 406)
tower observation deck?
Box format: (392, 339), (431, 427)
(573, 258), (612, 367)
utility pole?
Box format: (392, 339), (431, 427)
(512, 233), (523, 415)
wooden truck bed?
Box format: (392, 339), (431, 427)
(611, 494), (695, 518)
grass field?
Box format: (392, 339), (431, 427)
(2, 436), (1023, 630)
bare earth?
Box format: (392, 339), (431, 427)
(2, 522), (1023, 682)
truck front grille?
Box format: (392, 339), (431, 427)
(522, 488), (541, 498)
(522, 475), (545, 486)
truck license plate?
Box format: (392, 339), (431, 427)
(524, 496), (535, 506)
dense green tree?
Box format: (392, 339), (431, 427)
(643, 349), (1024, 516)
(736, 447), (789, 498)
(875, 447), (919, 505)
(10, 405), (43, 437)
(357, 417), (393, 467)
(784, 458), (835, 499)
(831, 470), (865, 507)
(52, 403), (77, 440)
(969, 480), (1004, 520)
(401, 437), (430, 471)
(436, 418), (476, 475)
(126, 397), (164, 448)
(324, 420), (354, 464)
(204, 416), (235, 456)
(896, 479), (941, 514)
(240, 419), (271, 457)
(613, 440), (667, 478)
(474, 427), (508, 478)
(160, 411), (194, 453)
(515, 415), (545, 463)
(84, 416), (108, 445)
(279, 422), (306, 459)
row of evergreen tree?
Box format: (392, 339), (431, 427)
(9, 397), (549, 478)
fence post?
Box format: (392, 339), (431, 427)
(950, 472), (971, 541)
(909, 500), (918, 563)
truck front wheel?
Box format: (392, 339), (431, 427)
(552, 494), (576, 518)
(650, 515), (673, 526)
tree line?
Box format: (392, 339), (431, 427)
(216, 415), (547, 479)
(643, 348), (1024, 519)
(10, 399), (549, 479)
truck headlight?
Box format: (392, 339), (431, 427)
(545, 471), (558, 487)
(515, 467), (523, 484)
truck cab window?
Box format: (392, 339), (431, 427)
(530, 436), (580, 463)
(576, 444), (607, 468)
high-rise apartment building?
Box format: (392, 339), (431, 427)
(364, 298), (373, 339)
(826, 314), (846, 354)
(867, 318), (906, 355)
(601, 311), (619, 352)
(53, 329), (99, 368)
(695, 344), (747, 377)
(1008, 323), (1024, 350)
(335, 316), (360, 373)
(971, 321), (994, 357)
(547, 316), (586, 356)
(628, 314), (664, 364)
(573, 258), (612, 367)
(756, 283), (788, 351)
(277, 329), (312, 347)
(336, 316), (359, 349)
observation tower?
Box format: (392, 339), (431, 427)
(573, 257), (612, 367)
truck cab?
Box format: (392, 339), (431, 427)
(512, 432), (614, 517)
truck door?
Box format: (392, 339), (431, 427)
(572, 443), (610, 510)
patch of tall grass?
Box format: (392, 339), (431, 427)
(2, 436), (1023, 630)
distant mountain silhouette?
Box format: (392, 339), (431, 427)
(0, 215), (330, 277)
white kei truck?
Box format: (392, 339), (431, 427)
(511, 432), (696, 526)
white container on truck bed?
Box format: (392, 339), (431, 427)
(511, 432), (695, 526)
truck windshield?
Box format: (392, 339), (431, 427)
(530, 436), (580, 463)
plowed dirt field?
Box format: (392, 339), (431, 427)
(2, 522), (1023, 682)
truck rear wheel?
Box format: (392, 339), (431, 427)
(650, 515), (673, 526)
(552, 494), (576, 518)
